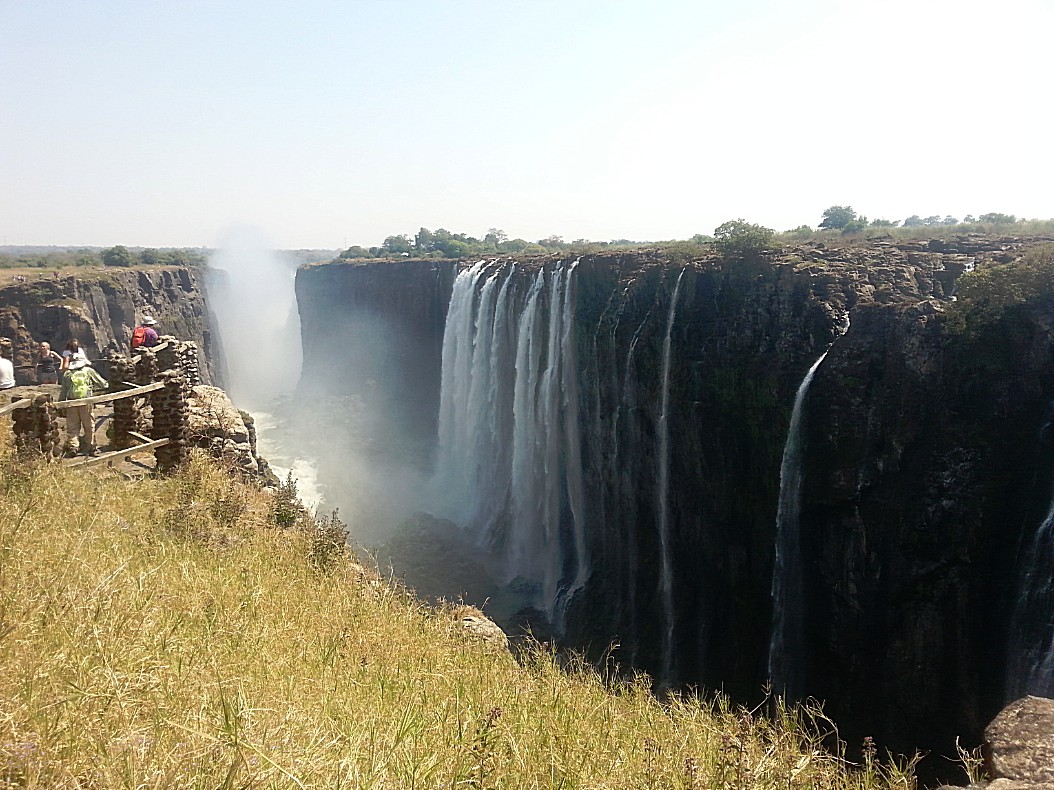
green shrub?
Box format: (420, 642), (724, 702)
(713, 219), (777, 260)
(945, 243), (1054, 332)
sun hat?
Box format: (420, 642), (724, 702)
(142, 316), (157, 326)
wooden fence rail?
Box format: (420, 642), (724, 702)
(0, 398), (30, 417)
(64, 437), (171, 469)
(1, 380), (166, 416)
(5, 345), (190, 471)
(5, 337), (198, 473)
(56, 380), (166, 409)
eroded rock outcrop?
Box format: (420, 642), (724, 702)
(986, 695), (1054, 788)
(187, 385), (277, 484)
(941, 696), (1054, 789)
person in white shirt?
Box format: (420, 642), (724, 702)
(0, 346), (14, 389)
(60, 338), (88, 371)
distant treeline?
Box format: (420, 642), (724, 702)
(781, 207), (1053, 239)
(339, 213), (1054, 262)
(0, 245), (208, 269)
(338, 228), (644, 260)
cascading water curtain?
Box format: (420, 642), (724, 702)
(768, 348), (832, 698)
(433, 260), (587, 631)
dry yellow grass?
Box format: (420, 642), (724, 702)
(0, 430), (917, 789)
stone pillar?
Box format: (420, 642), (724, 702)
(156, 335), (178, 373)
(176, 341), (202, 387)
(135, 348), (157, 386)
(11, 394), (60, 459)
(108, 355), (140, 450)
(153, 371), (189, 474)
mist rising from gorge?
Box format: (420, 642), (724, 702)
(206, 227), (325, 510)
(207, 227), (302, 410)
(208, 234), (441, 548)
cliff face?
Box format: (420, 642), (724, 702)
(295, 259), (458, 447)
(0, 267), (220, 385)
(294, 236), (1054, 764)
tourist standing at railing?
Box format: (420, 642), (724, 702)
(36, 342), (63, 384)
(61, 357), (108, 456)
(0, 343), (14, 390)
(60, 338), (88, 371)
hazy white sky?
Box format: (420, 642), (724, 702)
(1, 0), (1051, 249)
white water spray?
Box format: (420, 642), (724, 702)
(432, 261), (588, 629)
(767, 348), (831, 695)
(1008, 489), (1054, 696)
(207, 227), (324, 509)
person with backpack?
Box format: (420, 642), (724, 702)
(61, 357), (108, 456)
(131, 316), (159, 350)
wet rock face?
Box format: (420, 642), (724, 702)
(0, 268), (219, 386)
(801, 295), (1054, 758)
(295, 236), (1054, 769)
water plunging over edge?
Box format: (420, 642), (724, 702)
(768, 314), (849, 697)
(1007, 488), (1054, 697)
(767, 348), (831, 696)
(432, 260), (587, 632)
(658, 268), (685, 684)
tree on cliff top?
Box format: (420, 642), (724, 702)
(946, 243), (1054, 333)
(102, 245), (135, 267)
(819, 206), (858, 230)
(713, 219), (776, 260)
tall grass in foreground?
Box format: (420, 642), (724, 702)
(0, 432), (916, 788)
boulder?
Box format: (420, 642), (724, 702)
(451, 605), (510, 653)
(186, 385), (264, 478)
(985, 696), (1054, 788)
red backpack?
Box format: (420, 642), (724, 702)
(131, 325), (148, 349)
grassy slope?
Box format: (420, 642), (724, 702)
(0, 430), (917, 789)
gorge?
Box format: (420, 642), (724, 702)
(4, 236), (1049, 775)
(290, 235), (1054, 769)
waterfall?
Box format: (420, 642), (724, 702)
(432, 260), (587, 629)
(613, 301), (657, 667)
(1007, 489), (1054, 697)
(767, 348), (830, 696)
(658, 268), (685, 684)
(768, 314), (849, 696)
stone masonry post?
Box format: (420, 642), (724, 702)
(108, 355), (140, 450)
(11, 394), (60, 459)
(153, 371), (189, 474)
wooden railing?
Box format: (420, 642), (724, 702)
(2, 380), (165, 414)
(4, 380), (172, 468)
(65, 433), (171, 470)
(0, 398), (29, 417)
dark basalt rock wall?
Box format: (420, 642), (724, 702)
(0, 267), (221, 385)
(802, 295), (1054, 757)
(295, 258), (458, 449)
(294, 237), (1054, 767)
